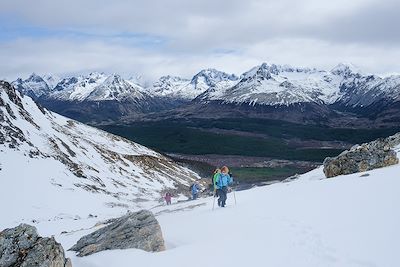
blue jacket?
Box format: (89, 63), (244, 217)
(191, 183), (200, 194)
(216, 173), (233, 188)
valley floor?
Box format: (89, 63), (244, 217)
(10, 159), (399, 267)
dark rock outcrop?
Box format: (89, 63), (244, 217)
(69, 210), (165, 257)
(0, 224), (71, 267)
(323, 133), (400, 178)
(0, 80), (24, 109)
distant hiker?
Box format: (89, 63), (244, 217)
(215, 166), (233, 207)
(213, 168), (221, 197)
(191, 182), (201, 200)
(164, 192), (172, 205)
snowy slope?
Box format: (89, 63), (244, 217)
(10, 144), (399, 267)
(0, 81), (200, 226)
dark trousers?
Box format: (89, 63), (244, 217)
(217, 186), (228, 207)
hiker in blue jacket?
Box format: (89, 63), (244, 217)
(191, 182), (201, 200)
(215, 166), (233, 207)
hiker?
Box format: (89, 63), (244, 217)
(215, 166), (233, 207)
(213, 168), (221, 197)
(164, 192), (172, 205)
(191, 182), (201, 200)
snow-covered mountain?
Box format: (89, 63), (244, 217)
(196, 63), (383, 106)
(15, 72), (160, 122)
(0, 80), (200, 223)
(185, 62), (400, 125)
(148, 69), (238, 100)
(148, 75), (191, 99)
(49, 72), (150, 103)
(42, 74), (62, 90)
(13, 64), (400, 108)
(333, 72), (400, 112)
(14, 72), (149, 103)
(51, 72), (108, 101)
(10, 63), (400, 124)
(190, 68), (238, 91)
(85, 74), (146, 102)
(12, 73), (52, 99)
(197, 63), (400, 109)
(128, 75), (148, 88)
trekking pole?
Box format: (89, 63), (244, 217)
(212, 194), (216, 211)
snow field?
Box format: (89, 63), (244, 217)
(24, 163), (400, 267)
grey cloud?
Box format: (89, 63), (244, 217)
(302, 0), (400, 46)
(0, 0), (399, 79)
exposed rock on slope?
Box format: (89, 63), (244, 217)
(0, 224), (72, 267)
(70, 210), (164, 256)
(323, 133), (400, 178)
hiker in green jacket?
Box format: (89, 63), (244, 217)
(213, 168), (221, 197)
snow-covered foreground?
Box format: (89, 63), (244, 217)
(14, 158), (399, 267)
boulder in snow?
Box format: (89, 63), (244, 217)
(323, 134), (399, 178)
(0, 223), (72, 267)
(69, 210), (165, 256)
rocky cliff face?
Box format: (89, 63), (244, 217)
(323, 133), (400, 178)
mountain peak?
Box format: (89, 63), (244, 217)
(240, 63), (277, 80)
(128, 75), (147, 87)
(27, 72), (45, 82)
(105, 73), (123, 83)
(87, 71), (106, 79)
(158, 75), (187, 83)
(85, 74), (145, 101)
(191, 68), (238, 88)
(10, 73), (50, 99)
(331, 63), (362, 76)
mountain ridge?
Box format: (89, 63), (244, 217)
(10, 62), (400, 125)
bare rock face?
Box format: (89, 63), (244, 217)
(0, 224), (71, 267)
(385, 133), (400, 148)
(323, 133), (400, 178)
(69, 210), (165, 257)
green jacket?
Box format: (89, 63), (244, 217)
(213, 173), (220, 190)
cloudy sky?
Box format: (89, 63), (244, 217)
(0, 0), (399, 81)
